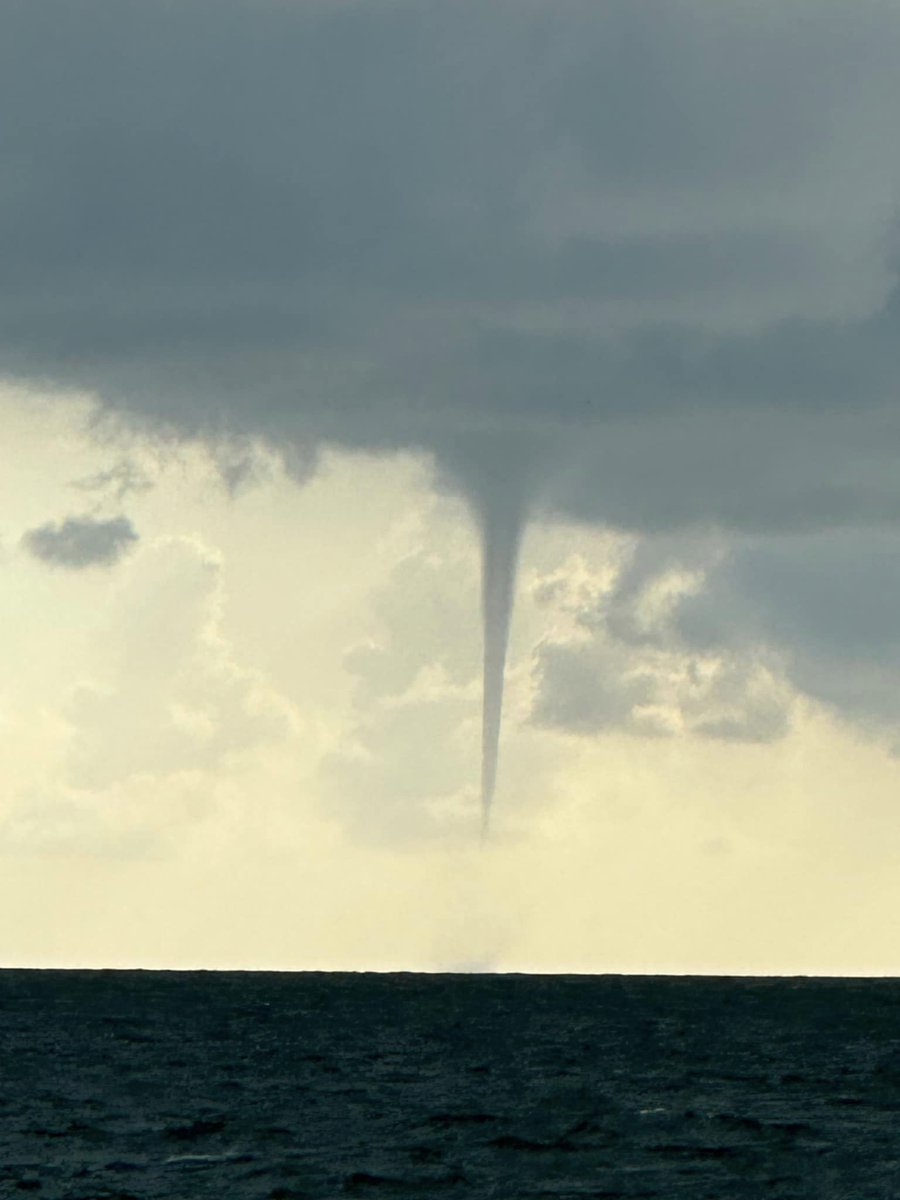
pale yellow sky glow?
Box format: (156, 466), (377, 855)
(3, 385), (900, 976)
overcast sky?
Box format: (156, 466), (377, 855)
(3, 0), (900, 972)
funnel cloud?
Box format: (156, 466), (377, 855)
(478, 492), (527, 834)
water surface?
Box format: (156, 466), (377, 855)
(1, 970), (898, 1197)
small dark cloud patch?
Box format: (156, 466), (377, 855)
(23, 515), (138, 569)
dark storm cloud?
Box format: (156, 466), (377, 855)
(23, 516), (138, 569)
(674, 532), (900, 730)
(529, 529), (900, 742)
(2, 0), (900, 529)
(528, 536), (793, 744)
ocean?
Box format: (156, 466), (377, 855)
(1, 970), (898, 1198)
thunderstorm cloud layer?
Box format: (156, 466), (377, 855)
(5, 1), (900, 829)
(1, 0), (900, 531)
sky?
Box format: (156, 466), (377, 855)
(3, 0), (900, 973)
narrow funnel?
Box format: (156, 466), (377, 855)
(479, 492), (526, 838)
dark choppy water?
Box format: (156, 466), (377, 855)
(2, 971), (900, 1198)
